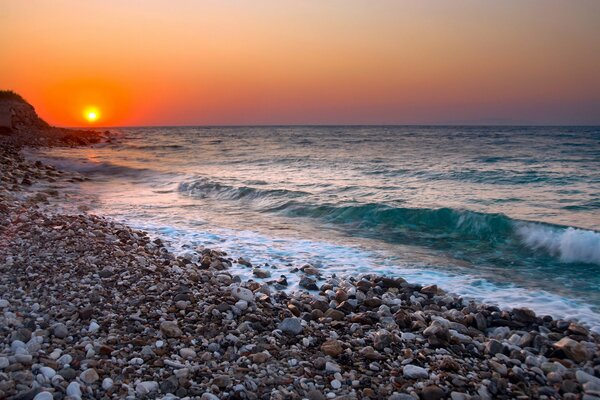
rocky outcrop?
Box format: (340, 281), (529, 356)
(0, 90), (105, 147)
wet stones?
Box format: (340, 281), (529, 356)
(2, 144), (600, 400)
(252, 268), (271, 278)
(553, 337), (591, 362)
(512, 307), (537, 324)
(299, 276), (319, 291)
(231, 286), (254, 302)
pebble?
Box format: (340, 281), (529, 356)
(66, 381), (82, 398)
(39, 367), (56, 379)
(102, 377), (114, 390)
(278, 317), (303, 334)
(136, 381), (159, 395)
(33, 392), (54, 400)
(403, 364), (429, 379)
(53, 323), (68, 339)
(160, 321), (182, 338)
(231, 287), (254, 302)
(0, 144), (599, 400)
(80, 368), (100, 384)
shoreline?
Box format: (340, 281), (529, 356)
(1, 137), (600, 399)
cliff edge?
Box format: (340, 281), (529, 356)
(0, 90), (104, 147)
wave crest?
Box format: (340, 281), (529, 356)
(516, 224), (600, 265)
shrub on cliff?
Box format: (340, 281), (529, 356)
(0, 90), (28, 104)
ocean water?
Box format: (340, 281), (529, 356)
(35, 126), (600, 330)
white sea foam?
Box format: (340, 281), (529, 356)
(516, 223), (600, 265)
(131, 221), (600, 334)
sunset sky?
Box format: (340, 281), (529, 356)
(1, 1), (600, 126)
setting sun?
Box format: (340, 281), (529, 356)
(84, 107), (100, 123)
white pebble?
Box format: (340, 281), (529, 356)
(88, 321), (100, 332)
(331, 379), (342, 389)
(57, 354), (72, 367)
(102, 377), (114, 390)
(39, 366), (56, 379)
(66, 381), (82, 398)
(33, 392), (53, 400)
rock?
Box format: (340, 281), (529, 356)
(278, 317), (303, 335)
(554, 337), (591, 362)
(324, 308), (345, 321)
(321, 340), (344, 357)
(80, 368), (99, 384)
(0, 299), (9, 308)
(568, 322), (589, 336)
(334, 289), (348, 303)
(577, 370), (600, 387)
(33, 392), (53, 400)
(485, 339), (504, 355)
(53, 323), (68, 338)
(331, 379), (342, 389)
(325, 361), (341, 373)
(422, 385), (445, 400)
(359, 346), (385, 360)
(252, 268), (271, 278)
(363, 297), (382, 308)
(403, 364), (429, 379)
(213, 375), (231, 388)
(307, 390), (327, 400)
(450, 392), (469, 400)
(474, 312), (487, 331)
(250, 352), (271, 363)
(88, 321), (100, 332)
(231, 287), (254, 302)
(102, 377), (114, 390)
(299, 276), (319, 290)
(201, 394), (220, 400)
(160, 321), (183, 338)
(421, 284), (438, 295)
(373, 329), (394, 350)
(180, 347), (196, 359)
(98, 269), (112, 278)
(512, 307), (536, 323)
(237, 257), (252, 267)
(136, 381), (159, 395)
(0, 357), (9, 369)
(39, 366), (56, 379)
(59, 368), (77, 380)
(66, 382), (81, 398)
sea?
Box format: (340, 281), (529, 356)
(34, 126), (600, 331)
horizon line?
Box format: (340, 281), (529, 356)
(68, 123), (600, 129)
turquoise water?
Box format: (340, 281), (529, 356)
(38, 126), (600, 329)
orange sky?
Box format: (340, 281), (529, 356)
(1, 1), (600, 126)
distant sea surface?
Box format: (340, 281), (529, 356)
(37, 126), (600, 331)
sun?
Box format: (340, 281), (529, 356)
(83, 107), (100, 123)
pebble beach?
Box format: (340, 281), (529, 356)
(1, 134), (600, 400)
